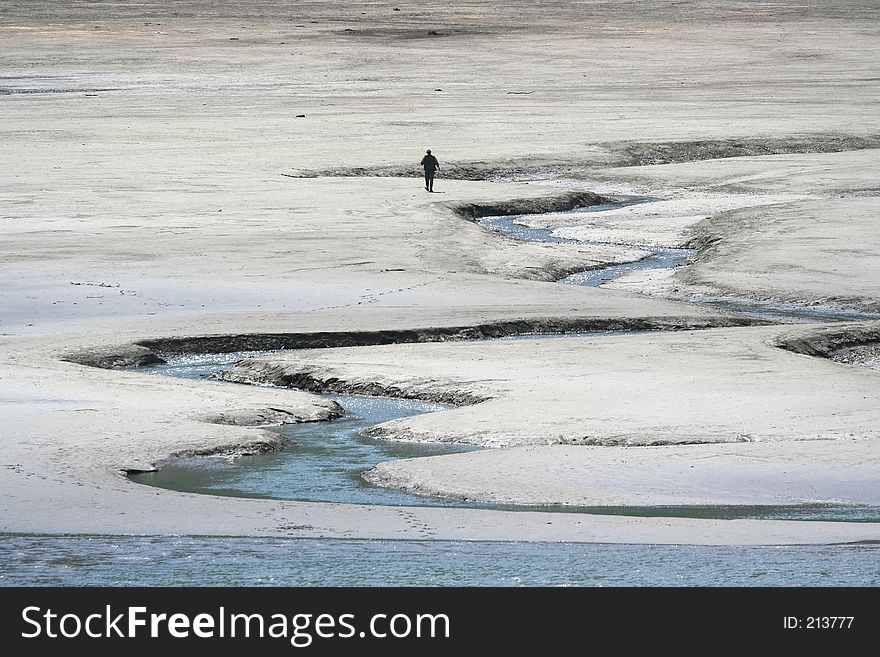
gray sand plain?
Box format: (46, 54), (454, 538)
(2, 1), (880, 545)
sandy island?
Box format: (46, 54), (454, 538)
(2, 1), (880, 545)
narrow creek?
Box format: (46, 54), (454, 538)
(133, 354), (479, 508)
(129, 196), (880, 523)
(478, 209), (695, 288)
(131, 351), (880, 522)
(478, 199), (880, 323)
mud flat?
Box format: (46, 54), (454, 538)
(364, 439), (880, 508)
(220, 323), (880, 449)
(218, 322), (880, 507)
(586, 150), (880, 311)
(2, 1), (880, 547)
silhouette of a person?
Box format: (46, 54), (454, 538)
(420, 149), (439, 192)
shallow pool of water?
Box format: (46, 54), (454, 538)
(133, 393), (482, 508)
(2, 534), (878, 587)
(133, 359), (483, 507)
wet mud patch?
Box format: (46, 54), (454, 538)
(772, 322), (880, 359)
(63, 315), (758, 370)
(609, 134), (880, 167)
(829, 343), (880, 371)
(282, 133), (880, 181)
(451, 191), (608, 220)
(214, 362), (491, 407)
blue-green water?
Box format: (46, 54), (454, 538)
(134, 393), (482, 508)
(129, 197), (878, 515)
(2, 535), (878, 587)
(131, 357), (482, 507)
(96, 196), (880, 586)
(130, 355), (880, 522)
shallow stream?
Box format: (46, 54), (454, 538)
(479, 201), (880, 323)
(8, 197), (880, 588)
(129, 197), (880, 523)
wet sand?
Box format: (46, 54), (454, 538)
(3, 1), (880, 545)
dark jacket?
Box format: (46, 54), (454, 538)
(420, 154), (439, 172)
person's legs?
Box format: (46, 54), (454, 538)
(428, 172), (434, 192)
(424, 170), (430, 191)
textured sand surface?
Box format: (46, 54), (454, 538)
(3, 1), (880, 544)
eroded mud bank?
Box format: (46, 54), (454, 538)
(64, 315), (757, 370)
(285, 134), (880, 181)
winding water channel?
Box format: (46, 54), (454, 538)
(479, 200), (880, 323)
(130, 197), (880, 523)
(7, 196), (880, 588)
(131, 349), (880, 523)
(133, 354), (479, 508)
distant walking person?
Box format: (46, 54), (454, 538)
(420, 149), (440, 192)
